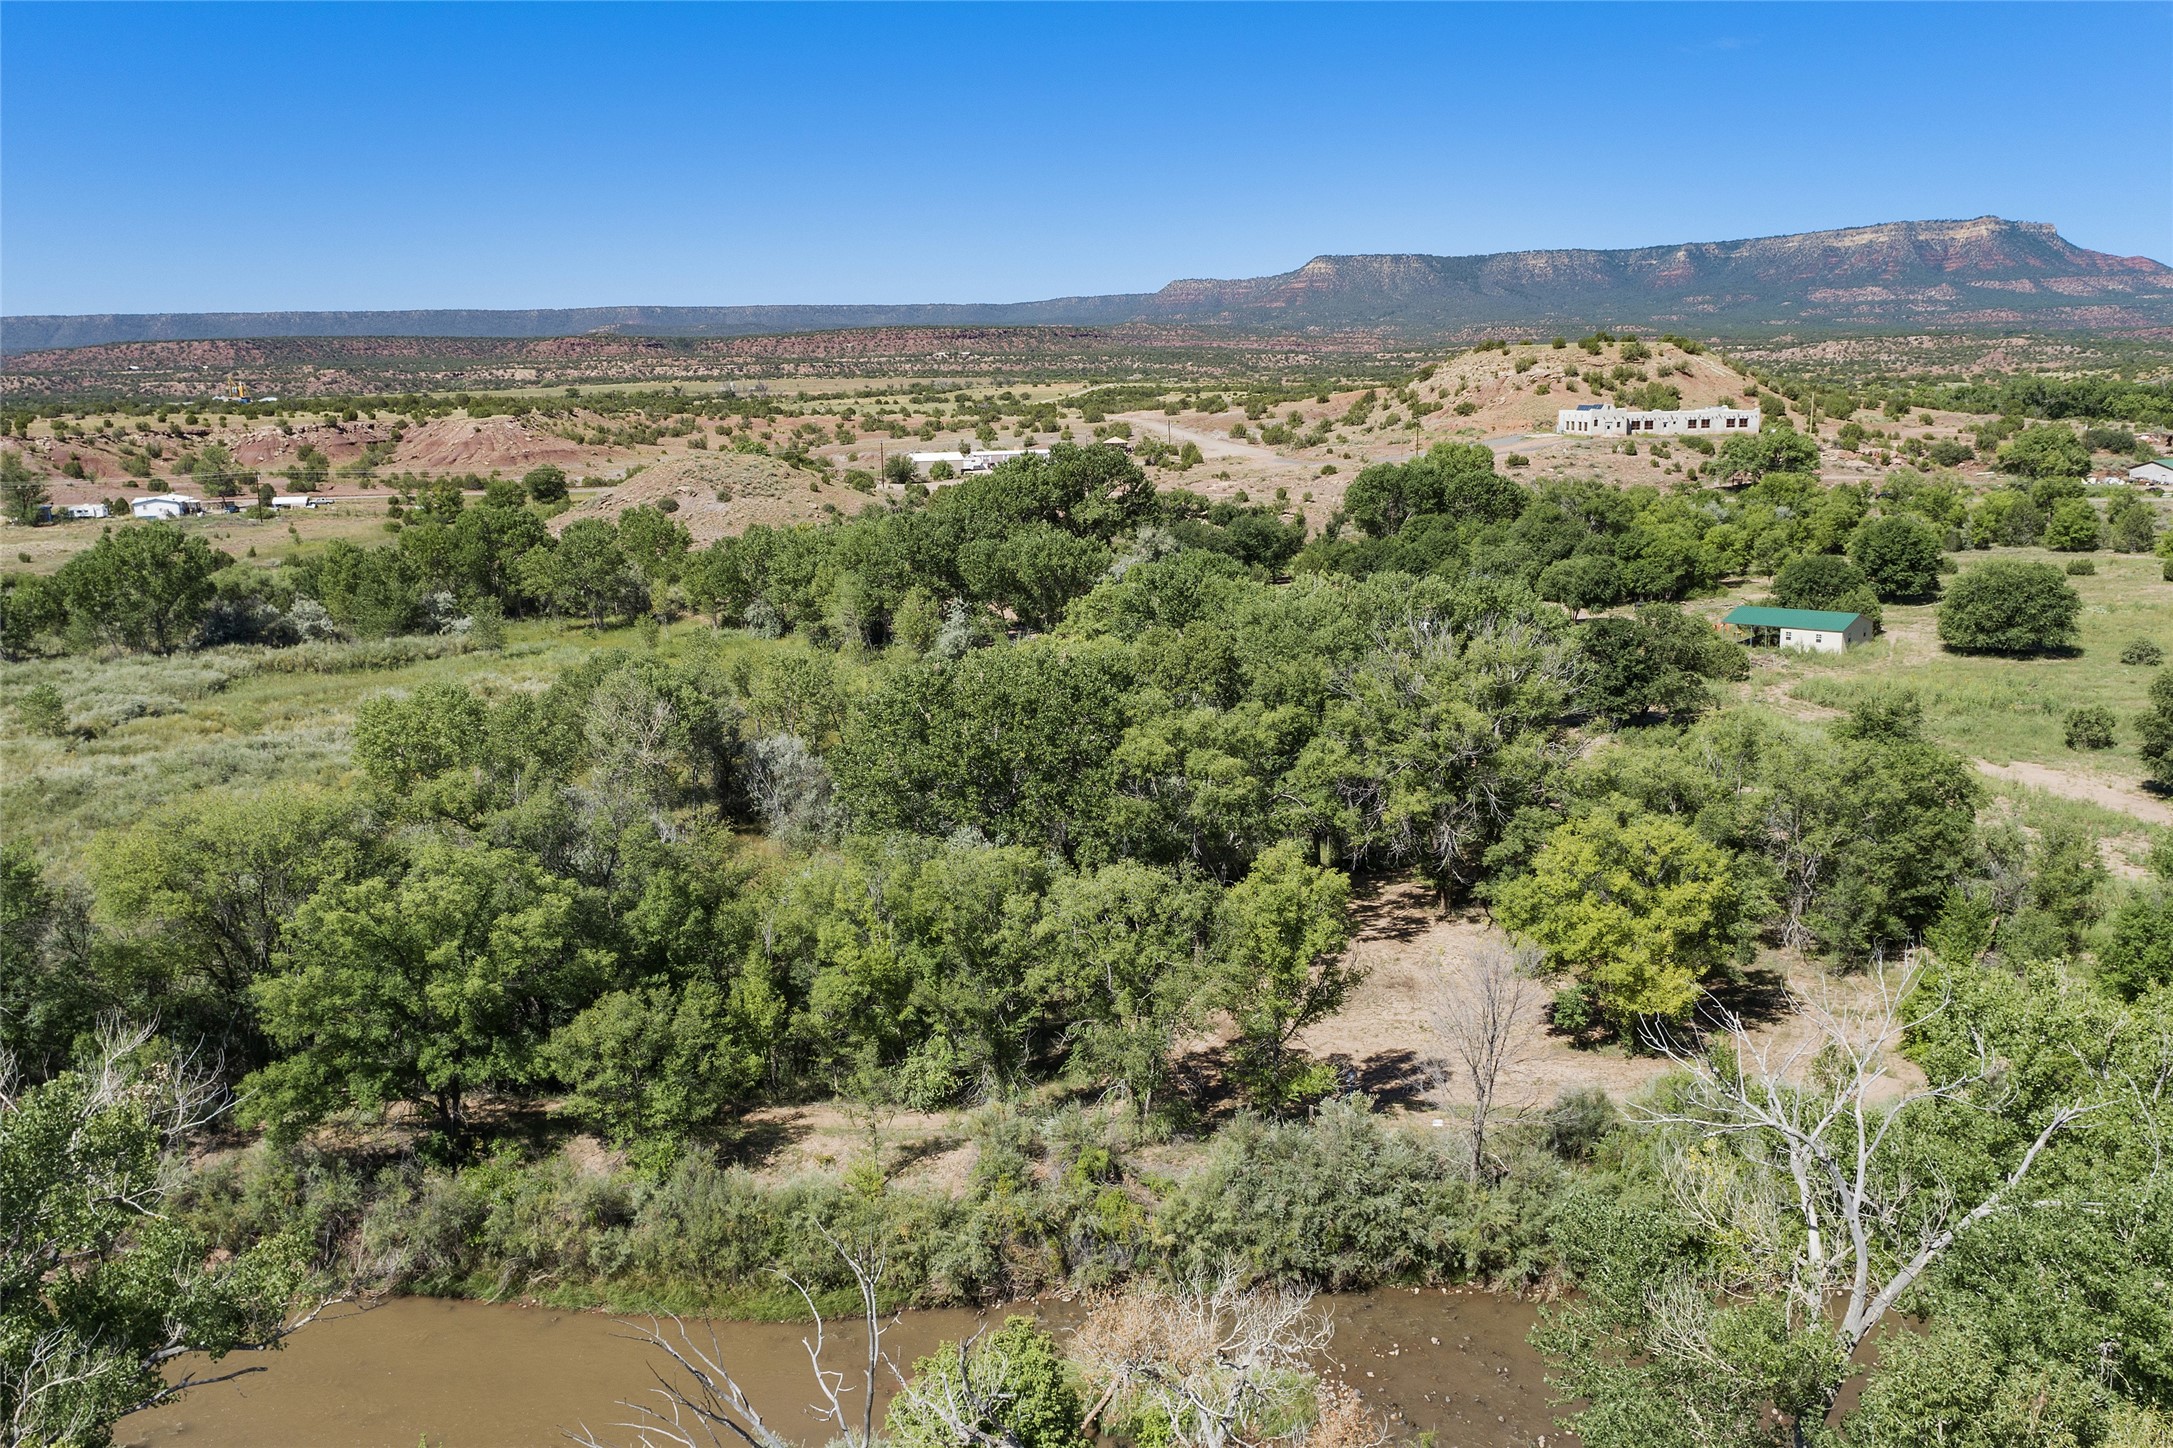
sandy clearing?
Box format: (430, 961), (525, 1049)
(1976, 758), (2173, 828)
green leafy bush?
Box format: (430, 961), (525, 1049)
(2063, 705), (2115, 750)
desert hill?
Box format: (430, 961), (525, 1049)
(8, 218), (2167, 353)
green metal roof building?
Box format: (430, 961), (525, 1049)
(1721, 605), (1871, 653)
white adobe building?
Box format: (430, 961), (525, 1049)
(1555, 403), (1761, 438)
(905, 447), (1051, 477)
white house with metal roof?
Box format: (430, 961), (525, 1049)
(1721, 605), (1871, 653)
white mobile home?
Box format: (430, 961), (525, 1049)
(65, 503), (110, 520)
(129, 494), (204, 520)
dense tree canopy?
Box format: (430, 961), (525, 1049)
(1937, 560), (2082, 655)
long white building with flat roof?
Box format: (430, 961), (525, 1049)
(1555, 403), (1760, 438)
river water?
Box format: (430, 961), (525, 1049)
(125, 1288), (1570, 1448)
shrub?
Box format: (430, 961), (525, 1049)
(1505, 453), (1529, 468)
(2120, 639), (2165, 667)
(1937, 561), (2082, 655)
(1153, 1097), (1561, 1287)
(1543, 1087), (1619, 1162)
(14, 682), (68, 737)
(2064, 706), (2116, 750)
(2065, 557), (2096, 576)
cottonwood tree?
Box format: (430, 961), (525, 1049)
(0, 1023), (328, 1448)
(1429, 943), (1539, 1182)
(1540, 958), (2106, 1448)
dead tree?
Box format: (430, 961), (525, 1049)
(1428, 943), (1539, 1182)
(566, 1225), (897, 1448)
(1640, 957), (2103, 1439)
(1070, 1273), (1332, 1448)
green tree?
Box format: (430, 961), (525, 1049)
(547, 981), (763, 1164)
(91, 790), (372, 1071)
(1995, 424), (2089, 479)
(351, 681), (489, 791)
(245, 842), (612, 1145)
(2041, 498), (2104, 551)
(1966, 489), (2043, 548)
(0, 448), (49, 525)
(1772, 551), (1881, 627)
(959, 523), (1111, 632)
(0, 842), (106, 1081)
(616, 504), (693, 606)
(1848, 514), (1945, 601)
(1577, 604), (1747, 727)
(14, 681), (68, 737)
(1536, 554), (1621, 616)
(1285, 605), (1574, 900)
(833, 643), (1130, 857)
(2096, 889), (2173, 999)
(2138, 667), (2173, 791)
(1715, 428), (1819, 479)
(2106, 494), (2157, 553)
(0, 1032), (309, 1447)
(1212, 842), (1357, 1111)
(1937, 561), (2081, 655)
(1494, 803), (1744, 1027)
(1343, 441), (1522, 538)
(54, 525), (221, 653)
(522, 463), (569, 503)
(0, 572), (66, 658)
(1036, 861), (1216, 1126)
(191, 442), (251, 498)
(519, 518), (642, 628)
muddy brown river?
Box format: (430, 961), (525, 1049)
(124, 1288), (1571, 1447)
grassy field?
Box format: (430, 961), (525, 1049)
(0, 616), (736, 873)
(1699, 546), (2172, 781)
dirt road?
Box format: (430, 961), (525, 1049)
(1976, 758), (2173, 828)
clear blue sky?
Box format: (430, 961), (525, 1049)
(3, 1), (2168, 315)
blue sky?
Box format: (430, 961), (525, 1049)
(3, 2), (2168, 315)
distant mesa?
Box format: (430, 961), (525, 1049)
(5, 217), (2169, 352)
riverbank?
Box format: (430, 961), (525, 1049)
(172, 1095), (1594, 1321)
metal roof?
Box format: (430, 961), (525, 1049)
(1722, 605), (1864, 631)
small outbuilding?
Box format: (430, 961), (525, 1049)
(1722, 605), (1871, 654)
(2129, 459), (2173, 490)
